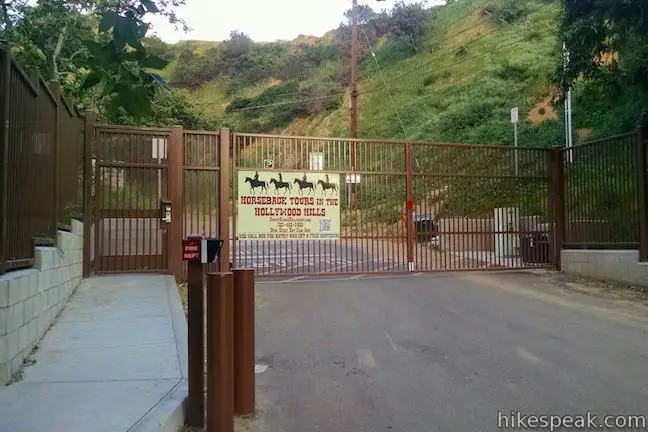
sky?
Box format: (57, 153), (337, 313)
(148, 0), (445, 43)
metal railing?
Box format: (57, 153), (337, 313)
(0, 45), (87, 273)
(562, 131), (643, 251)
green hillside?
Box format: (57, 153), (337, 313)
(149, 0), (641, 145)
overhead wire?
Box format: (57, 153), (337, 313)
(361, 24), (408, 138)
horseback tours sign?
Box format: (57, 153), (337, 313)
(237, 170), (341, 241)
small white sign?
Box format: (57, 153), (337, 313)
(346, 173), (361, 184)
(264, 159), (274, 169)
(152, 138), (167, 160)
(511, 107), (519, 124)
(309, 152), (324, 171)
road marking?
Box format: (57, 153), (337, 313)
(258, 274), (417, 284)
(349, 274), (365, 280)
(384, 331), (398, 351)
(515, 346), (541, 364)
(282, 276), (306, 282)
(255, 364), (269, 374)
(357, 349), (376, 368)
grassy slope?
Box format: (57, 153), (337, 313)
(172, 0), (563, 145)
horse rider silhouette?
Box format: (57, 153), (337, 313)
(302, 173), (307, 181)
(279, 173), (283, 182)
(254, 171), (259, 181)
(325, 174), (329, 183)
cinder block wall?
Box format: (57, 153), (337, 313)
(562, 250), (648, 287)
(0, 220), (84, 385)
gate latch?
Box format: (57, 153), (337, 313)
(160, 199), (172, 224)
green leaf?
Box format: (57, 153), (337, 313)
(141, 55), (168, 70)
(99, 11), (119, 32)
(81, 70), (103, 90)
(141, 0), (160, 13)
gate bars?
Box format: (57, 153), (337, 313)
(231, 133), (555, 276)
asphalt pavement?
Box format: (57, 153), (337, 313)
(240, 271), (648, 432)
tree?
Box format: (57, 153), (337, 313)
(557, 0), (648, 97)
(1, 0), (188, 119)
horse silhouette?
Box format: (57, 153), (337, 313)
(317, 179), (338, 196)
(293, 178), (315, 195)
(270, 178), (291, 194)
(245, 177), (267, 194)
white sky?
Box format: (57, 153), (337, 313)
(148, 0), (445, 43)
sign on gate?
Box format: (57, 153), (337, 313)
(237, 170), (341, 240)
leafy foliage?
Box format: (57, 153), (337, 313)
(556, 0), (648, 127)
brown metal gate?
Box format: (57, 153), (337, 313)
(232, 133), (556, 275)
(92, 126), (172, 273)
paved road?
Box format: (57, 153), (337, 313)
(231, 239), (410, 274)
(242, 272), (648, 432)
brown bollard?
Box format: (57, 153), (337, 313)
(186, 236), (204, 427)
(233, 268), (255, 416)
(207, 272), (234, 432)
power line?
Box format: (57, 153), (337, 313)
(361, 24), (408, 138)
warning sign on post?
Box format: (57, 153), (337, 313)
(237, 170), (341, 240)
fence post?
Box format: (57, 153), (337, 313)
(405, 142), (415, 271)
(219, 129), (231, 272)
(233, 268), (255, 416)
(187, 235), (205, 427)
(207, 272), (234, 432)
(547, 147), (566, 270)
(168, 126), (184, 281)
(50, 81), (61, 233)
(0, 45), (10, 274)
(82, 112), (94, 277)
(637, 127), (648, 262)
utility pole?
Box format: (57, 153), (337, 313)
(348, 0), (359, 208)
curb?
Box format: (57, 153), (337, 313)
(130, 276), (188, 432)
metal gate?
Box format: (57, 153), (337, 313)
(231, 133), (556, 275)
(92, 126), (172, 273)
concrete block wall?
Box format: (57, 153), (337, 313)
(562, 249), (648, 287)
(0, 219), (84, 385)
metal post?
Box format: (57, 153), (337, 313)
(82, 112), (94, 277)
(168, 126), (184, 281)
(233, 268), (255, 416)
(548, 148), (566, 269)
(219, 129), (231, 272)
(636, 127), (648, 262)
(0, 45), (11, 274)
(513, 122), (519, 176)
(349, 0), (358, 209)
(405, 143), (415, 271)
(207, 272), (234, 432)
(50, 81), (61, 233)
(187, 234), (205, 428)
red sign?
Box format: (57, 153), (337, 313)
(182, 239), (200, 261)
(406, 200), (414, 210)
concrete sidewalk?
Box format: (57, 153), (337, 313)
(0, 275), (188, 432)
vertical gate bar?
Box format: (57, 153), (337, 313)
(0, 45), (10, 274)
(405, 143), (414, 271)
(94, 132), (102, 271)
(168, 126), (184, 279)
(636, 127), (648, 261)
(119, 134), (125, 271)
(231, 133), (238, 269)
(219, 129), (231, 272)
(82, 113), (94, 277)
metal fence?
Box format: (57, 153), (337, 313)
(0, 45), (87, 273)
(231, 133), (555, 275)
(562, 131), (644, 251)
